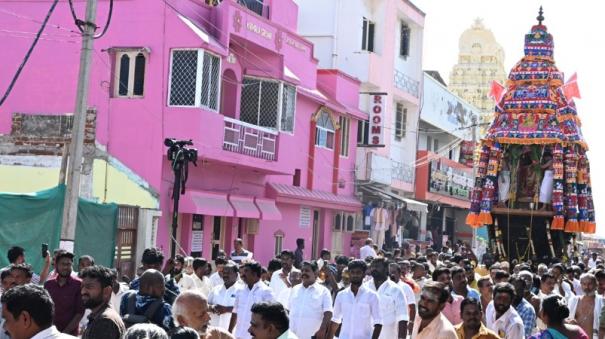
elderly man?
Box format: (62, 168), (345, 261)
(485, 282), (525, 338)
(288, 261), (332, 339)
(173, 290), (234, 338)
(366, 258), (408, 339)
(455, 297), (500, 339)
(567, 273), (603, 338)
(411, 281), (457, 339)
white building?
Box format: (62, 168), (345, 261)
(296, 0), (429, 247)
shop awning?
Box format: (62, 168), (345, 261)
(180, 190), (235, 217)
(254, 198), (282, 220)
(360, 186), (428, 213)
(268, 183), (361, 212)
(228, 195), (261, 219)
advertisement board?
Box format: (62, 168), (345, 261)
(428, 159), (473, 200)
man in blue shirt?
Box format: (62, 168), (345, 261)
(510, 276), (536, 338)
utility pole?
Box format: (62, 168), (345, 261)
(61, 0), (98, 250)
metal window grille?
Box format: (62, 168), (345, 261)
(280, 84), (296, 132)
(395, 102), (407, 140)
(200, 52), (220, 111)
(169, 50), (220, 110)
(240, 77), (289, 130)
(169, 50), (198, 106)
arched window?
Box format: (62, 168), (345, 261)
(315, 110), (335, 149)
(118, 54), (130, 96)
(133, 53), (146, 96)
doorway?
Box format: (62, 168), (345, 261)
(311, 210), (320, 259)
(211, 216), (225, 260)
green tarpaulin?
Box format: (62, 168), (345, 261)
(0, 185), (118, 272)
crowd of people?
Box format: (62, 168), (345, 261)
(1, 238), (605, 339)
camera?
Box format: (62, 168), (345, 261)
(164, 138), (198, 165)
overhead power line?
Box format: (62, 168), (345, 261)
(0, 0), (60, 107)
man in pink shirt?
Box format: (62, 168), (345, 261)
(432, 266), (463, 326)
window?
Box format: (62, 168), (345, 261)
(395, 103), (407, 140)
(113, 50), (147, 98)
(426, 136), (432, 151)
(361, 17), (375, 52)
(400, 22), (411, 58)
(434, 139), (440, 152)
(168, 49), (221, 111)
(357, 120), (369, 145)
(315, 110), (335, 149)
(240, 77), (296, 132)
(333, 212), (356, 232)
(274, 231), (284, 256)
(339, 116), (350, 157)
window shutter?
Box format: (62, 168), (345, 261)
(118, 54), (130, 96)
(133, 53), (145, 96)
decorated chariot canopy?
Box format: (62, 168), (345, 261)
(466, 8), (596, 234)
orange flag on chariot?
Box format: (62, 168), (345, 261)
(563, 72), (581, 101)
(489, 80), (505, 103)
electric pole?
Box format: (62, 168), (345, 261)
(61, 0), (98, 250)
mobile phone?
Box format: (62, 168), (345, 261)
(41, 243), (48, 258)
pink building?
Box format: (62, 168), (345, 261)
(0, 0), (365, 266)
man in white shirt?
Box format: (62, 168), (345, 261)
(588, 252), (598, 270)
(360, 239), (377, 260)
(109, 269), (129, 313)
(329, 259), (382, 339)
(208, 263), (242, 331)
(179, 258), (213, 298)
(230, 262), (275, 339)
(209, 257), (227, 288)
(366, 257), (408, 339)
(485, 282), (525, 339)
(269, 250), (300, 307)
(288, 261), (333, 339)
(389, 262), (416, 334)
(1, 284), (76, 338)
(551, 264), (574, 300)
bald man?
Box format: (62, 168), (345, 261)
(120, 269), (174, 331)
(173, 291), (234, 339)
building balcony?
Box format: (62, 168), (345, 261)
(223, 116), (278, 161)
(236, 0), (269, 18)
(394, 69), (420, 98)
(357, 151), (414, 186)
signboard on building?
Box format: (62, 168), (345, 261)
(428, 159), (473, 200)
(368, 93), (387, 146)
(299, 207), (311, 228)
(191, 230), (203, 253)
(422, 73), (479, 140)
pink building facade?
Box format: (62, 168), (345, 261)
(0, 0), (365, 264)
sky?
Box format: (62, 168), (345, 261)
(413, 0), (605, 236)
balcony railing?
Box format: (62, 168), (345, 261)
(394, 69), (420, 98)
(237, 0), (269, 18)
(391, 159), (415, 184)
(223, 117), (278, 161)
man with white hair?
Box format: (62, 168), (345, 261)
(567, 273), (603, 338)
(172, 290), (234, 339)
